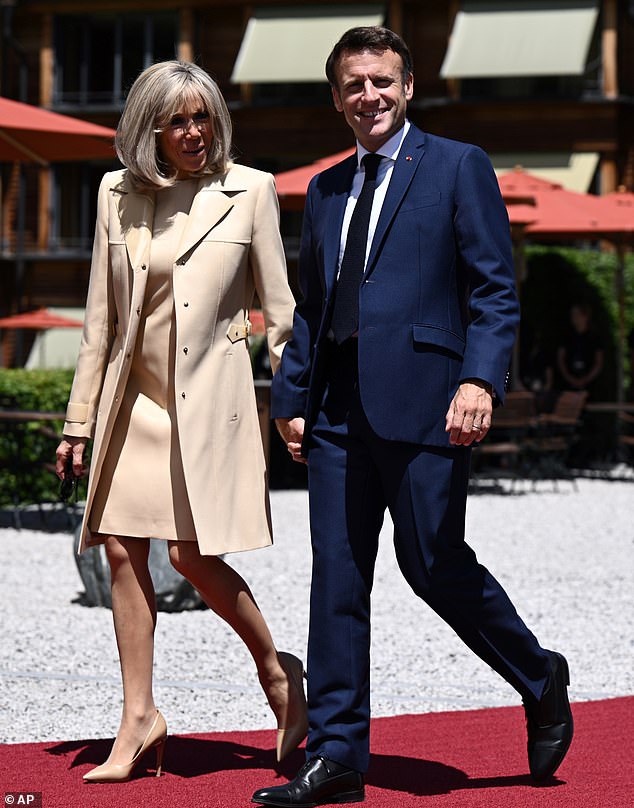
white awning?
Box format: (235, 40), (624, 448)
(492, 152), (600, 193)
(231, 5), (384, 83)
(440, 1), (599, 79)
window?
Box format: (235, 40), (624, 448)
(51, 162), (115, 253)
(53, 13), (178, 110)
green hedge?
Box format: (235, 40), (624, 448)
(0, 369), (74, 507)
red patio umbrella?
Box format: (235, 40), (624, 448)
(0, 308), (84, 330)
(497, 168), (563, 199)
(1, 97), (114, 365)
(275, 148), (355, 210)
(248, 309), (265, 336)
(600, 186), (634, 234)
(0, 96), (116, 164)
(498, 168), (634, 239)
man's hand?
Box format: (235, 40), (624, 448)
(445, 380), (493, 446)
(275, 417), (307, 464)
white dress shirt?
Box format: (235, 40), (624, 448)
(337, 120), (411, 275)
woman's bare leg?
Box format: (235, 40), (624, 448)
(100, 535), (159, 764)
(168, 542), (299, 726)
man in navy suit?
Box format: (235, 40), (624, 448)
(253, 27), (572, 807)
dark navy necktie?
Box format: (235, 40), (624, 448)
(331, 153), (382, 344)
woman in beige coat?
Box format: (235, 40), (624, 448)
(55, 61), (306, 783)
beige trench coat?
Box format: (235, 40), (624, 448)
(64, 164), (295, 555)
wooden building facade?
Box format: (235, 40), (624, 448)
(1, 0), (633, 365)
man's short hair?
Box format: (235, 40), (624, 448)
(325, 26), (413, 88)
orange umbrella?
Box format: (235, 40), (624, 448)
(0, 307), (83, 330)
(275, 148), (355, 210)
(248, 309), (265, 335)
(497, 168), (563, 199)
(600, 186), (634, 238)
(498, 168), (634, 239)
(0, 96), (115, 164)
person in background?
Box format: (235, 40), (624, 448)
(253, 27), (573, 807)
(55, 60), (306, 783)
(557, 302), (604, 398)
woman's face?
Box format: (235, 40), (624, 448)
(158, 100), (213, 178)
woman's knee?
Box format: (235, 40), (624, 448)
(104, 534), (149, 570)
(168, 541), (198, 576)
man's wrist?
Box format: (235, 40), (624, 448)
(461, 377), (493, 395)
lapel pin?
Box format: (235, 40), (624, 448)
(405, 155), (412, 161)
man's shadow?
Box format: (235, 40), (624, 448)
(47, 738), (564, 794)
(366, 751), (563, 795)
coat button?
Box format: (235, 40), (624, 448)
(183, 346), (188, 354)
(184, 301), (189, 307)
(181, 391), (186, 399)
(136, 307), (141, 315)
(141, 264), (147, 271)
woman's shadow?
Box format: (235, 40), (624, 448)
(47, 737), (564, 795)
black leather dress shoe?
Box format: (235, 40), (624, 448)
(525, 650), (574, 782)
(252, 756), (364, 807)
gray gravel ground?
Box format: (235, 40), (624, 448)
(1, 477), (632, 745)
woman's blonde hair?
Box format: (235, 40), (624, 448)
(115, 61), (233, 190)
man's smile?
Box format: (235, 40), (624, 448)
(358, 109), (388, 118)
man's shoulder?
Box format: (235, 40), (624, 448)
(313, 152), (356, 182)
(413, 127), (486, 159)
(307, 152), (357, 199)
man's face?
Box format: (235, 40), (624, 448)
(331, 48), (413, 152)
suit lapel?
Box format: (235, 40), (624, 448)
(365, 127), (426, 278)
(174, 172), (243, 264)
(322, 155), (357, 295)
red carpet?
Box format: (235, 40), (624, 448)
(1, 698), (631, 808)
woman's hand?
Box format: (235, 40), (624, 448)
(55, 436), (88, 480)
(275, 417), (307, 465)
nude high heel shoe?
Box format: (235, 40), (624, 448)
(83, 710), (167, 783)
(276, 652), (308, 762)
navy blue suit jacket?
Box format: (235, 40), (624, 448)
(271, 125), (520, 450)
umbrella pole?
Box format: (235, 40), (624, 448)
(615, 243), (626, 407)
(15, 162), (27, 366)
(511, 237), (526, 391)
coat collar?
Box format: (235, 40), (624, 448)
(174, 168), (247, 263)
(111, 173), (154, 271)
(112, 166), (247, 268)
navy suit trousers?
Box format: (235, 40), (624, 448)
(305, 340), (550, 773)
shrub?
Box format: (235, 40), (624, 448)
(0, 369), (74, 507)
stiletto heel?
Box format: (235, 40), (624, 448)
(155, 736), (166, 777)
(276, 652), (308, 762)
(83, 709), (168, 783)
